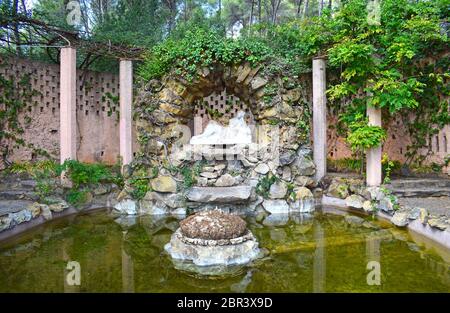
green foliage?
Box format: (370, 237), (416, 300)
(256, 174), (279, 199)
(138, 27), (272, 81)
(327, 158), (363, 173)
(129, 166), (158, 200)
(66, 190), (90, 207)
(10, 160), (58, 201)
(57, 160), (120, 189)
(346, 113), (387, 154)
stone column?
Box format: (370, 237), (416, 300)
(312, 57), (327, 182)
(60, 47), (77, 164)
(366, 106), (382, 186)
(120, 59), (133, 166)
(193, 115), (203, 136)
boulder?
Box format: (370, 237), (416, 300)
(9, 209), (32, 225)
(200, 171), (219, 179)
(294, 176), (315, 188)
(269, 182), (288, 199)
(279, 151), (297, 166)
(215, 174), (236, 187)
(143, 191), (184, 208)
(151, 176), (177, 193)
(262, 199), (290, 214)
(186, 186), (253, 203)
(48, 200), (69, 213)
(0, 216), (12, 232)
(419, 208), (428, 224)
(345, 194), (365, 209)
(378, 196), (397, 213)
(290, 187), (315, 213)
(139, 200), (169, 215)
(362, 200), (375, 213)
(391, 212), (409, 227)
(114, 199), (137, 215)
(427, 217), (448, 230)
(291, 147), (316, 176)
(254, 163), (270, 175)
(327, 182), (349, 199)
(367, 187), (385, 201)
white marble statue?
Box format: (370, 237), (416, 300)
(190, 111), (252, 145)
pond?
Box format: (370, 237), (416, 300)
(0, 208), (449, 292)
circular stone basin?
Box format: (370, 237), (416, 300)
(165, 210), (261, 270)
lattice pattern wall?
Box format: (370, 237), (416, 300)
(193, 89), (255, 134)
(0, 57), (137, 165)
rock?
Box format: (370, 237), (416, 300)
(215, 174), (236, 187)
(139, 200), (169, 215)
(200, 171), (219, 179)
(165, 229), (260, 267)
(427, 217), (448, 230)
(171, 208), (187, 217)
(345, 195), (365, 209)
(291, 146), (315, 176)
(367, 187), (385, 201)
(327, 182), (349, 199)
(40, 205), (53, 220)
(92, 184), (110, 196)
(344, 215), (365, 226)
(250, 77), (268, 91)
(186, 186), (253, 203)
(362, 200), (375, 213)
(48, 200), (69, 213)
(214, 164), (226, 171)
(290, 187), (315, 213)
(262, 199), (290, 214)
(295, 187), (314, 200)
(27, 202), (42, 218)
(151, 176), (177, 193)
(254, 163), (270, 175)
(114, 199), (137, 215)
(279, 151), (296, 166)
(419, 208), (428, 224)
(406, 207), (420, 220)
(282, 167), (292, 181)
(391, 212), (409, 227)
(180, 210), (247, 240)
(294, 176), (315, 187)
(0, 216), (12, 232)
(269, 182), (288, 199)
(378, 196), (397, 213)
(143, 191), (184, 208)
(197, 177), (208, 187)
(9, 209), (32, 225)
(114, 216), (137, 229)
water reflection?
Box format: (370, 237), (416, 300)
(0, 210), (449, 292)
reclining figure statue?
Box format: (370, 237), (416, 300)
(190, 111), (252, 145)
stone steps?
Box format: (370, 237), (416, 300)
(391, 187), (450, 198)
(0, 190), (38, 201)
(0, 180), (36, 192)
(387, 178), (450, 198)
(388, 178), (450, 189)
(0, 200), (34, 216)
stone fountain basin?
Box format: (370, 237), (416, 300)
(164, 228), (261, 267)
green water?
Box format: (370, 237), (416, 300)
(0, 209), (449, 292)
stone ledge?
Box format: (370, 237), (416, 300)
(186, 186), (253, 203)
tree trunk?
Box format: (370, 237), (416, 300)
(12, 0), (22, 56)
(319, 0), (324, 16)
(250, 0), (255, 26)
(303, 0), (309, 18)
(296, 0), (303, 18)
